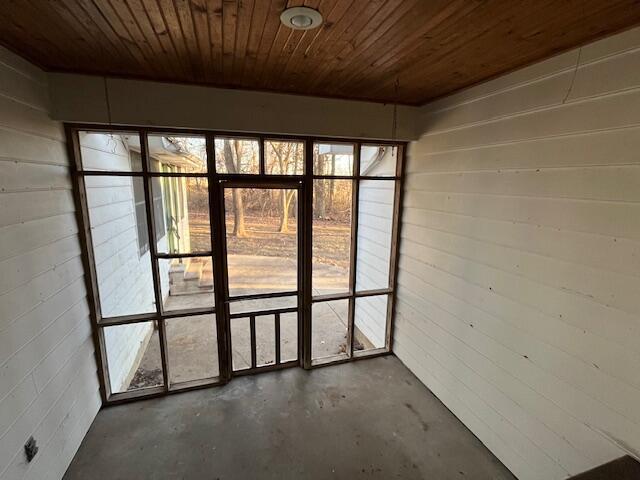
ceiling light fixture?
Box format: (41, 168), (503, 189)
(280, 7), (323, 31)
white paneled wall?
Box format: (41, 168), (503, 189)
(396, 27), (640, 479)
(355, 180), (395, 348)
(353, 146), (398, 348)
(80, 133), (171, 392)
(0, 47), (99, 479)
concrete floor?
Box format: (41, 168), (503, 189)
(129, 293), (351, 388)
(125, 255), (356, 389)
(64, 356), (515, 480)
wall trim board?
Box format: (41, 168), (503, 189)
(47, 73), (421, 141)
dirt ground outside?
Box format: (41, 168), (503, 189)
(186, 212), (351, 270)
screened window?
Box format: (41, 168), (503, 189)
(265, 140), (304, 175)
(214, 137), (260, 174)
(73, 127), (403, 403)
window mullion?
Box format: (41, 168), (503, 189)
(140, 130), (171, 390)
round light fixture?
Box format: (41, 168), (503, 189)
(280, 7), (323, 30)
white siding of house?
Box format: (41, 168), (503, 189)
(0, 47), (100, 480)
(80, 133), (169, 392)
(396, 27), (640, 479)
(354, 294), (388, 349)
(355, 178), (395, 348)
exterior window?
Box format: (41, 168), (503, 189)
(152, 175), (165, 240)
(132, 155), (166, 256)
(132, 166), (149, 257)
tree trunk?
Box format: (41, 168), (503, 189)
(223, 140), (246, 237)
(328, 154), (335, 213)
(315, 179), (326, 219)
(279, 190), (295, 233)
(271, 144), (294, 232)
(232, 189), (246, 237)
(279, 190), (289, 233)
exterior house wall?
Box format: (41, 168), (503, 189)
(80, 132), (170, 392)
(163, 175), (192, 255)
(355, 221), (392, 293)
(354, 148), (397, 348)
(0, 47), (100, 480)
(396, 27), (640, 479)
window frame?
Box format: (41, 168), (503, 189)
(309, 141), (403, 365)
(67, 125), (406, 405)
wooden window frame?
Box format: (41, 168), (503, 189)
(67, 124), (406, 406)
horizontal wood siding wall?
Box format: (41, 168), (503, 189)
(81, 133), (170, 392)
(354, 180), (394, 347)
(396, 27), (640, 480)
(0, 47), (99, 480)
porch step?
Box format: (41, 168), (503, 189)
(168, 263), (186, 285)
(169, 258), (214, 296)
(199, 262), (213, 288)
(184, 259), (204, 281)
(169, 279), (199, 295)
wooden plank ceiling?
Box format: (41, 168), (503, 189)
(1, 1), (639, 105)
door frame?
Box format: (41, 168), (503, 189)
(66, 124), (406, 406)
(217, 179), (305, 377)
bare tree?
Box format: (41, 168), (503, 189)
(327, 153), (335, 213)
(268, 141), (301, 233)
(314, 152), (327, 219)
(223, 140), (247, 237)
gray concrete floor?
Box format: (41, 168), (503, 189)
(126, 255), (355, 389)
(64, 356), (515, 480)
(130, 292), (351, 388)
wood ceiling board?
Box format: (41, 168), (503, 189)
(0, 0), (639, 105)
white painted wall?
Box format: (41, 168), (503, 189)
(354, 148), (398, 348)
(0, 47), (100, 480)
(80, 133), (170, 392)
(81, 134), (160, 318)
(396, 27), (640, 479)
(47, 73), (421, 141)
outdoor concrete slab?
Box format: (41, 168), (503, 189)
(133, 295), (350, 386)
(64, 356), (515, 480)
(128, 252), (354, 389)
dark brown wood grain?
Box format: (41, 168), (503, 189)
(14, 1), (636, 103)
